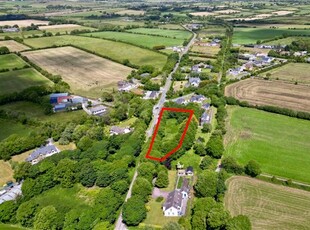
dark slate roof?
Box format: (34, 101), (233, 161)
(163, 190), (182, 210)
(186, 166), (193, 173)
(181, 178), (190, 193)
(202, 103), (210, 110)
(50, 93), (68, 98)
(190, 95), (205, 102)
(26, 145), (57, 162)
(188, 77), (201, 84)
(176, 98), (185, 104)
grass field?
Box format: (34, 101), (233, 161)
(126, 28), (192, 40)
(0, 224), (27, 230)
(264, 36), (310, 45)
(0, 30), (43, 40)
(0, 118), (36, 141)
(0, 68), (52, 95)
(225, 176), (310, 229)
(225, 79), (310, 113)
(225, 106), (310, 183)
(23, 35), (167, 69)
(0, 160), (14, 185)
(23, 47), (132, 97)
(83, 31), (185, 49)
(38, 24), (96, 34)
(0, 54), (28, 70)
(264, 63), (310, 84)
(0, 40), (30, 52)
(233, 28), (310, 44)
(191, 45), (220, 57)
(116, 9), (145, 15)
(0, 19), (49, 27)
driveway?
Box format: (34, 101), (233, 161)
(152, 187), (169, 199)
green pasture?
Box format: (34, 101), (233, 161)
(0, 224), (28, 230)
(83, 31), (185, 49)
(0, 118), (36, 141)
(0, 54), (28, 70)
(233, 28), (310, 44)
(23, 35), (167, 69)
(225, 106), (310, 183)
(0, 68), (52, 95)
(126, 28), (192, 40)
(0, 30), (43, 39)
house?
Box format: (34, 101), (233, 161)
(190, 95), (206, 103)
(178, 169), (186, 177)
(181, 178), (190, 198)
(110, 126), (133, 135)
(191, 65), (202, 73)
(243, 62), (254, 71)
(201, 103), (210, 110)
(293, 51), (307, 57)
(140, 73), (150, 78)
(175, 98), (187, 105)
(187, 77), (201, 87)
(228, 67), (244, 76)
(26, 145), (59, 165)
(200, 110), (212, 125)
(89, 105), (107, 116)
(261, 56), (273, 63)
(143, 91), (160, 100)
(186, 166), (194, 176)
(118, 81), (136, 92)
(2, 27), (19, 33)
(54, 103), (67, 112)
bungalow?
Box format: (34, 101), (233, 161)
(187, 77), (201, 87)
(89, 105), (107, 116)
(175, 98), (187, 105)
(143, 91), (160, 100)
(261, 56), (273, 63)
(200, 110), (212, 125)
(228, 67), (244, 76)
(178, 169), (186, 177)
(190, 95), (205, 103)
(26, 145), (59, 165)
(110, 126), (133, 136)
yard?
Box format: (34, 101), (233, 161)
(225, 106), (310, 183)
(83, 31), (185, 49)
(22, 47), (133, 97)
(225, 176), (310, 229)
(126, 28), (192, 40)
(0, 68), (52, 95)
(23, 35), (168, 69)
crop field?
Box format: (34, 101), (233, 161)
(23, 47), (132, 97)
(264, 63), (310, 84)
(116, 9), (145, 15)
(23, 35), (167, 69)
(191, 45), (220, 57)
(0, 54), (28, 70)
(0, 40), (30, 52)
(233, 28), (310, 44)
(197, 27), (226, 38)
(225, 106), (310, 183)
(225, 79), (310, 113)
(126, 28), (192, 40)
(225, 176), (310, 229)
(0, 68), (52, 95)
(38, 24), (96, 34)
(83, 31), (185, 49)
(264, 36), (310, 45)
(0, 19), (49, 27)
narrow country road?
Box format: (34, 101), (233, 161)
(114, 28), (197, 230)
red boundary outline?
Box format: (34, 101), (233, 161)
(145, 107), (194, 162)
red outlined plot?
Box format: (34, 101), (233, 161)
(145, 107), (194, 162)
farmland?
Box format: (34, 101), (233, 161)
(0, 20), (49, 27)
(225, 79), (310, 113)
(23, 35), (167, 69)
(264, 63), (310, 84)
(0, 40), (30, 52)
(225, 106), (310, 183)
(0, 54), (28, 70)
(83, 31), (185, 49)
(225, 176), (310, 229)
(23, 47), (132, 97)
(0, 118), (36, 141)
(233, 28), (310, 44)
(38, 24), (96, 34)
(191, 45), (220, 57)
(126, 28), (192, 40)
(0, 68), (52, 95)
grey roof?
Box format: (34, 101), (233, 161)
(190, 95), (205, 102)
(90, 105), (107, 113)
(201, 111), (210, 122)
(140, 73), (150, 77)
(176, 98), (185, 104)
(181, 178), (190, 193)
(50, 93), (69, 98)
(163, 190), (182, 210)
(202, 103), (210, 110)
(188, 77), (201, 84)
(110, 126), (128, 134)
(26, 145), (57, 162)
(149, 91), (158, 99)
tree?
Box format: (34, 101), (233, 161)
(54, 158), (76, 188)
(137, 162), (155, 182)
(102, 92), (114, 102)
(79, 164), (97, 187)
(206, 207), (230, 230)
(13, 161), (32, 182)
(226, 215), (251, 230)
(245, 160), (261, 177)
(221, 156), (244, 174)
(132, 177), (152, 201)
(0, 200), (17, 223)
(194, 171), (217, 197)
(0, 46), (9, 55)
(122, 196), (147, 226)
(163, 222), (184, 230)
(205, 135), (224, 159)
(33, 205), (59, 230)
(194, 143), (206, 156)
(155, 170), (169, 188)
(16, 200), (38, 227)
(202, 123), (212, 133)
(111, 180), (129, 194)
(191, 211), (206, 230)
(77, 136), (93, 151)
(200, 155), (213, 170)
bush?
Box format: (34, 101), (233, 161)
(221, 156), (244, 174)
(156, 196), (164, 202)
(245, 160), (261, 177)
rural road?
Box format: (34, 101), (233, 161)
(114, 28), (197, 230)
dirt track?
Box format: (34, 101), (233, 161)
(225, 79), (310, 113)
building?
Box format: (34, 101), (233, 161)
(175, 98), (187, 105)
(186, 166), (194, 176)
(190, 95), (205, 103)
(26, 145), (59, 165)
(2, 27), (19, 33)
(140, 73), (150, 78)
(187, 77), (201, 87)
(191, 65), (202, 73)
(200, 110), (212, 125)
(118, 81), (136, 92)
(50, 93), (69, 104)
(0, 183), (22, 205)
(89, 105), (107, 116)
(110, 126), (133, 135)
(143, 91), (160, 100)
(201, 103), (210, 110)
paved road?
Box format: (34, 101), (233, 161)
(114, 28), (197, 230)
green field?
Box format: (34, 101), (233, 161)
(264, 63), (310, 84)
(23, 35), (167, 69)
(0, 118), (36, 141)
(0, 68), (52, 95)
(0, 30), (43, 39)
(264, 36), (310, 45)
(83, 31), (185, 49)
(0, 224), (28, 230)
(126, 28), (192, 40)
(225, 106), (310, 183)
(225, 176), (310, 230)
(233, 28), (310, 44)
(0, 54), (28, 70)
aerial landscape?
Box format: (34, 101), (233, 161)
(0, 0), (309, 229)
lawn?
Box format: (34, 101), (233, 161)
(83, 31), (185, 49)
(0, 68), (52, 95)
(225, 106), (310, 183)
(126, 28), (192, 40)
(225, 176), (310, 229)
(233, 28), (310, 44)
(0, 54), (28, 70)
(264, 63), (310, 84)
(23, 35), (167, 69)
